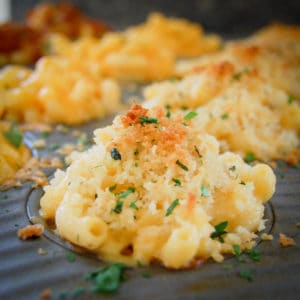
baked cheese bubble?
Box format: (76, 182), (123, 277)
(0, 122), (30, 185)
(40, 105), (275, 269)
(0, 57), (121, 124)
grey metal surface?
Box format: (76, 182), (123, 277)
(0, 117), (299, 299)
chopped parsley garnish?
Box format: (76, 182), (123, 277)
(233, 244), (245, 262)
(48, 143), (60, 151)
(239, 269), (254, 281)
(118, 187), (135, 198)
(210, 221), (228, 243)
(229, 165), (236, 171)
(222, 264), (234, 270)
(110, 148), (122, 160)
(287, 95), (295, 104)
(221, 113), (229, 120)
(166, 199), (180, 216)
(194, 146), (202, 159)
(142, 272), (151, 278)
(138, 116), (158, 125)
(172, 178), (182, 186)
(184, 111), (198, 120)
(166, 110), (171, 118)
(109, 184), (117, 192)
(3, 125), (23, 148)
(134, 149), (139, 156)
(78, 135), (88, 145)
(129, 200), (139, 210)
(66, 252), (76, 263)
(244, 152), (255, 163)
(240, 180), (246, 185)
(201, 185), (209, 197)
(41, 131), (50, 138)
(232, 68), (250, 81)
(86, 263), (126, 293)
(245, 248), (260, 262)
(176, 160), (189, 171)
(72, 287), (86, 297)
(0, 194), (8, 200)
(112, 201), (123, 214)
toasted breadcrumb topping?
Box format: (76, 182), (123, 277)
(279, 233), (296, 247)
(18, 224), (44, 240)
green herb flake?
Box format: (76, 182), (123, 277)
(184, 111), (198, 120)
(239, 269), (254, 281)
(294, 163), (300, 169)
(78, 135), (89, 145)
(172, 178), (182, 186)
(221, 113), (229, 120)
(229, 165), (236, 172)
(287, 95), (295, 105)
(232, 68), (250, 81)
(166, 199), (180, 216)
(176, 160), (189, 171)
(41, 131), (50, 138)
(112, 201), (124, 214)
(134, 149), (139, 156)
(109, 184), (117, 193)
(3, 126), (23, 148)
(142, 272), (151, 278)
(233, 244), (245, 262)
(86, 263), (126, 293)
(222, 263), (234, 270)
(67, 252), (76, 263)
(201, 185), (209, 197)
(240, 180), (246, 185)
(166, 110), (171, 118)
(58, 290), (68, 299)
(48, 143), (60, 151)
(0, 194), (8, 200)
(138, 116), (158, 125)
(245, 248), (260, 262)
(210, 221), (228, 243)
(129, 200), (139, 210)
(244, 152), (255, 163)
(110, 148), (122, 160)
(118, 187), (135, 199)
(72, 287), (86, 298)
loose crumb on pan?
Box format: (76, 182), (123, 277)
(279, 233), (296, 247)
(296, 222), (300, 228)
(261, 233), (273, 241)
(17, 224), (44, 240)
(37, 248), (48, 255)
(40, 288), (52, 300)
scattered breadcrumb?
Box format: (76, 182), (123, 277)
(56, 124), (69, 133)
(1, 157), (63, 190)
(279, 233), (296, 247)
(32, 139), (46, 149)
(296, 222), (300, 228)
(268, 161), (277, 170)
(38, 248), (48, 255)
(40, 288), (52, 300)
(71, 130), (83, 137)
(17, 224), (44, 240)
(261, 233), (273, 241)
(56, 143), (76, 156)
(19, 123), (53, 133)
